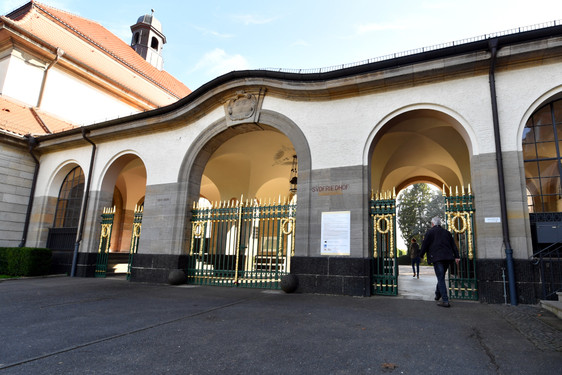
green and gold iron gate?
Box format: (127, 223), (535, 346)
(126, 205), (143, 280)
(188, 197), (296, 289)
(95, 206), (115, 277)
(370, 190), (398, 295)
(444, 185), (478, 300)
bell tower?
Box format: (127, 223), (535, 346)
(130, 9), (166, 70)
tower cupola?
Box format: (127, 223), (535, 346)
(130, 9), (166, 70)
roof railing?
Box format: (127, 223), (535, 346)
(260, 20), (561, 75)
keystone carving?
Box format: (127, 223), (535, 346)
(227, 91), (257, 121)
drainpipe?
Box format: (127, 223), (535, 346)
(18, 135), (40, 247)
(70, 128), (96, 277)
(488, 38), (518, 305)
(37, 48), (64, 109)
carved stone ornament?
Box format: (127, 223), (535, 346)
(227, 91), (257, 121)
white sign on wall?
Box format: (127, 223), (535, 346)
(321, 211), (351, 256)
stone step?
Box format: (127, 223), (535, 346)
(540, 300), (562, 320)
(107, 252), (130, 274)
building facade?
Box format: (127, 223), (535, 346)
(0, 2), (189, 248)
(2, 3), (562, 304)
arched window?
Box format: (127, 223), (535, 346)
(523, 98), (562, 213)
(53, 167), (85, 228)
(132, 32), (140, 45)
(151, 36), (159, 50)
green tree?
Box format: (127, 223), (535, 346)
(397, 183), (445, 247)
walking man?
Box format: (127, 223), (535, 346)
(409, 237), (421, 278)
(420, 217), (460, 307)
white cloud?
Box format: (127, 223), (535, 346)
(190, 48), (250, 77)
(231, 14), (276, 25)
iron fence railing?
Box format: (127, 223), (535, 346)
(46, 227), (77, 251)
(445, 185), (478, 301)
(188, 198), (296, 289)
(531, 242), (562, 300)
(370, 190), (398, 296)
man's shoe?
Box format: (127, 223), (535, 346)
(417, 274), (419, 279)
(412, 274), (416, 278)
(437, 301), (450, 308)
(434, 295), (441, 301)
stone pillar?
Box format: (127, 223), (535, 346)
(129, 181), (189, 283)
(291, 165), (371, 296)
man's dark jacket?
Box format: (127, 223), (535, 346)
(420, 225), (460, 264)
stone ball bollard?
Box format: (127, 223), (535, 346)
(280, 274), (298, 293)
(168, 269), (187, 285)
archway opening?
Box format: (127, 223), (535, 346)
(200, 130), (296, 202)
(370, 109), (471, 193)
(369, 109), (472, 300)
(100, 154), (147, 255)
(188, 127), (298, 288)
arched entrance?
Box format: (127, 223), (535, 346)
(522, 96), (562, 299)
(45, 163), (85, 274)
(188, 128), (298, 288)
(368, 109), (477, 300)
(95, 154), (147, 277)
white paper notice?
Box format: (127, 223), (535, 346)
(321, 211), (351, 256)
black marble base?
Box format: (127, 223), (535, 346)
(51, 251), (548, 304)
(476, 258), (542, 304)
(50, 250), (97, 277)
(291, 256), (371, 296)
(130, 254), (189, 284)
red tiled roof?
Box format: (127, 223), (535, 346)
(0, 96), (76, 136)
(5, 1), (190, 101)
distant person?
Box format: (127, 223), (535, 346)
(409, 237), (421, 278)
(420, 217), (460, 308)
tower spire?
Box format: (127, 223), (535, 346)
(130, 10), (166, 70)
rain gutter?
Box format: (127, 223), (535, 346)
(37, 47), (64, 108)
(488, 38), (518, 305)
(18, 135), (39, 247)
(70, 128), (96, 277)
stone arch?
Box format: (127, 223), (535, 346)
(40, 161), (84, 233)
(178, 109), (312, 255)
(97, 150), (146, 194)
(366, 106), (473, 194)
(45, 160), (84, 198)
(97, 152), (147, 253)
(516, 85), (562, 151)
(518, 87), (562, 214)
(364, 104), (477, 167)
(34, 161), (86, 257)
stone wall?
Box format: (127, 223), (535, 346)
(0, 140), (35, 247)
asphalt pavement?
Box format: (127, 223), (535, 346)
(1, 274), (561, 375)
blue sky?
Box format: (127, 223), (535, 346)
(2, 1), (562, 91)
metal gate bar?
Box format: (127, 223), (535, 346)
(188, 197), (296, 289)
(445, 185), (478, 300)
(95, 206), (115, 277)
(127, 205), (143, 280)
(370, 190), (398, 296)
